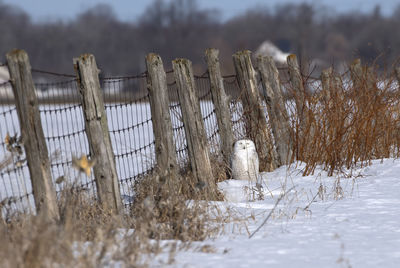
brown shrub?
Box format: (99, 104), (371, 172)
(289, 62), (400, 176)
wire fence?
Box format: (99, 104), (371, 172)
(224, 75), (246, 140)
(0, 68), (241, 213)
(102, 76), (154, 207)
(196, 76), (220, 155)
(4, 55), (387, 216)
(35, 78), (96, 202)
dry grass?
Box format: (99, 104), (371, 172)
(0, 183), (151, 267)
(288, 62), (400, 176)
(131, 161), (226, 242)
(0, 154), (229, 267)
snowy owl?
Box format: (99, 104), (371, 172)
(230, 139), (260, 183)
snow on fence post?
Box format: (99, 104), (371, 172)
(287, 54), (307, 126)
(146, 53), (178, 179)
(172, 58), (216, 196)
(257, 55), (293, 165)
(73, 54), (122, 214)
(6, 49), (59, 221)
(232, 50), (278, 172)
(204, 48), (234, 166)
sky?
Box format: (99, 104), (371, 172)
(3, 0), (400, 22)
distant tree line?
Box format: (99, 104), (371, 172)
(1, 0), (400, 76)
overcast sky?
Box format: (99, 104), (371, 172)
(3, 0), (400, 22)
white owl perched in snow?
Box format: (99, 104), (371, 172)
(230, 139), (260, 183)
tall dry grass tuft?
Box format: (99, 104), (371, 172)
(131, 163), (225, 242)
(0, 214), (72, 268)
(58, 184), (123, 241)
(288, 62), (400, 176)
(0, 183), (154, 267)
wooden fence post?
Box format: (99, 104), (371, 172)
(257, 55), (293, 165)
(204, 48), (234, 165)
(321, 67), (343, 106)
(349, 58), (363, 90)
(232, 50), (278, 172)
(350, 58), (375, 91)
(172, 58), (215, 194)
(287, 54), (306, 125)
(6, 49), (59, 221)
(73, 54), (122, 214)
(146, 53), (178, 178)
(395, 67), (400, 86)
(320, 67), (333, 103)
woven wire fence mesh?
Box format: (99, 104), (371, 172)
(102, 75), (155, 207)
(196, 75), (220, 155)
(223, 75), (246, 140)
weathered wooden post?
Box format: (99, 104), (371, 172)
(73, 54), (122, 214)
(204, 48), (234, 165)
(6, 49), (59, 221)
(146, 53), (178, 178)
(320, 67), (333, 103)
(172, 58), (215, 194)
(321, 67), (343, 106)
(395, 67), (400, 86)
(321, 67), (341, 138)
(232, 50), (278, 172)
(349, 58), (363, 90)
(287, 54), (306, 125)
(257, 55), (293, 165)
(350, 58), (375, 92)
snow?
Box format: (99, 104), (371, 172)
(152, 159), (400, 267)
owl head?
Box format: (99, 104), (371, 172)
(233, 139), (256, 151)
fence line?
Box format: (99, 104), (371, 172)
(1, 48), (353, 217)
(0, 57), (225, 214)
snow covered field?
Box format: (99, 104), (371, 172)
(150, 159), (400, 267)
(2, 84), (400, 267)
